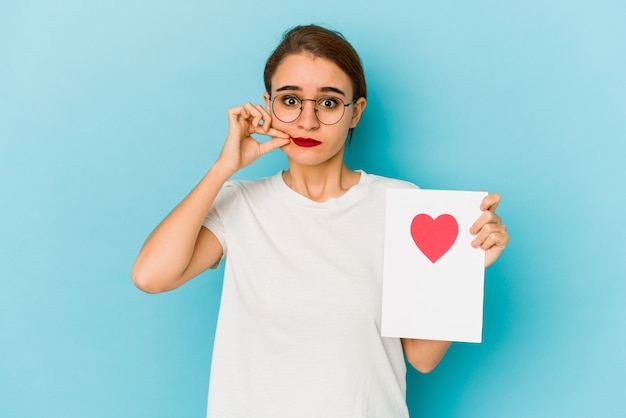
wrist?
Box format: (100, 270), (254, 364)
(208, 160), (237, 182)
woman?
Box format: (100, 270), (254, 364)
(132, 24), (509, 418)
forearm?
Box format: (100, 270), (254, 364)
(132, 100), (290, 293)
(131, 163), (233, 292)
(401, 338), (452, 374)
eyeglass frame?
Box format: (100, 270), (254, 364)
(268, 93), (357, 126)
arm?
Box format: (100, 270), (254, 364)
(131, 165), (231, 293)
(131, 103), (290, 293)
(402, 193), (509, 372)
(401, 338), (451, 374)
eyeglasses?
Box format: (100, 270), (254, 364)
(269, 94), (355, 126)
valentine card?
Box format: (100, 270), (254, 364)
(381, 189), (487, 343)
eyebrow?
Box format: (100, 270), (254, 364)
(274, 85), (346, 97)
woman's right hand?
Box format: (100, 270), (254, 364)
(133, 102), (290, 294)
(215, 102), (291, 175)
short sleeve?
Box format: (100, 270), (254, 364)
(202, 181), (241, 262)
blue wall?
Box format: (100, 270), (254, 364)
(2, 1), (624, 417)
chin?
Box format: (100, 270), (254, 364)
(282, 146), (346, 168)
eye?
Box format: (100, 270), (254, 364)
(317, 97), (340, 110)
(280, 94), (300, 107)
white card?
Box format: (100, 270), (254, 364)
(381, 189), (487, 343)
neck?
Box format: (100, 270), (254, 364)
(283, 154), (360, 202)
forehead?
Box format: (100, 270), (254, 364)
(271, 53), (353, 96)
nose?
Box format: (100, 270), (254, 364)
(297, 99), (320, 130)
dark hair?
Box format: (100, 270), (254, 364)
(264, 25), (367, 100)
(264, 25), (367, 142)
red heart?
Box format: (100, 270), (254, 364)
(410, 214), (459, 263)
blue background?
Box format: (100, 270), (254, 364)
(2, 1), (625, 417)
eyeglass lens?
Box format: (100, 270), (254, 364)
(271, 94), (350, 125)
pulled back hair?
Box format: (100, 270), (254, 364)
(264, 25), (367, 143)
(264, 25), (367, 101)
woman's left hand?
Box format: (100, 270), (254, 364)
(469, 193), (510, 267)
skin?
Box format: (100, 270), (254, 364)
(131, 53), (510, 374)
(262, 53), (367, 200)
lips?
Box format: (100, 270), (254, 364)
(291, 137), (322, 147)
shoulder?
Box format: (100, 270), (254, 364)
(221, 175), (275, 194)
(212, 175), (276, 211)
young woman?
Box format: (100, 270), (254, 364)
(132, 24), (509, 418)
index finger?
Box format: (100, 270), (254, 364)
(252, 104), (273, 134)
(265, 127), (290, 139)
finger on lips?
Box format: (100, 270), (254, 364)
(234, 101), (291, 140)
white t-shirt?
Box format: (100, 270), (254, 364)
(203, 171), (417, 418)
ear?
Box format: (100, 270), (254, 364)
(263, 92), (271, 109)
(349, 97), (367, 128)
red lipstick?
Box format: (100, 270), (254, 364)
(291, 137), (322, 147)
